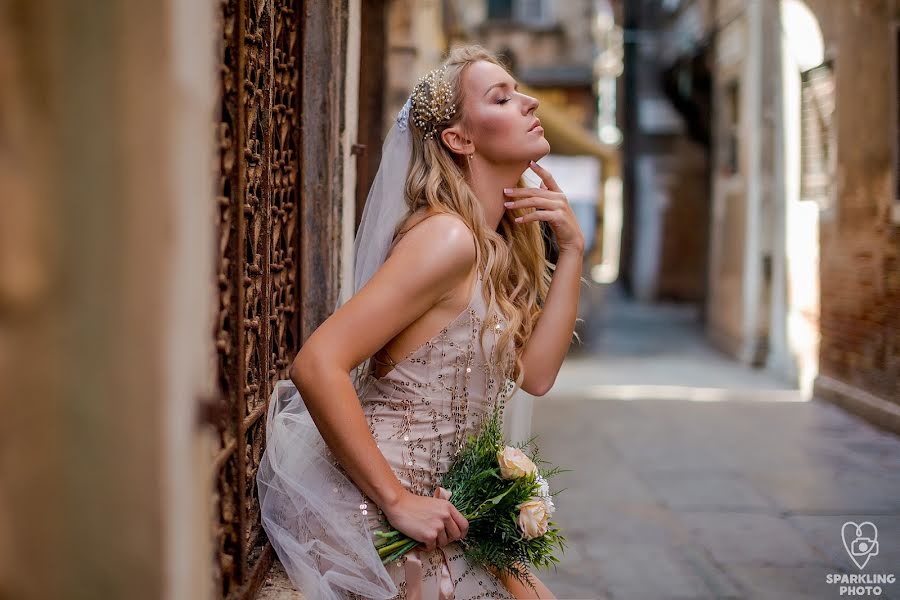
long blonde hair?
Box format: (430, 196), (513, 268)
(400, 44), (556, 395)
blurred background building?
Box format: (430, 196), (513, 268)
(1, 0), (897, 599)
(621, 0), (898, 422)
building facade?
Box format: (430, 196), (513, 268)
(637, 0), (899, 429)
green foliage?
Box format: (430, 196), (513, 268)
(373, 398), (569, 585)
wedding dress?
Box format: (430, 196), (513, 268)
(258, 215), (520, 599)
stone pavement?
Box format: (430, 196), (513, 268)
(258, 559), (302, 599)
(532, 283), (900, 600)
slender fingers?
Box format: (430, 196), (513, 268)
(442, 512), (462, 543)
(449, 506), (469, 539)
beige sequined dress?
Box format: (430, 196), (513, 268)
(351, 250), (519, 599)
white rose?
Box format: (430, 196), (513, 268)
(516, 499), (550, 539)
(533, 474), (555, 516)
(542, 495), (556, 517)
(497, 446), (537, 480)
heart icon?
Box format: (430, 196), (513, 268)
(841, 521), (879, 570)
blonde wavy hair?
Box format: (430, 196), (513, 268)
(397, 44), (561, 395)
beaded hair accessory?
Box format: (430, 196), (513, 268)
(409, 65), (458, 141)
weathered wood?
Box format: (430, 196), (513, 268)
(299, 1), (348, 340)
(356, 1), (389, 233)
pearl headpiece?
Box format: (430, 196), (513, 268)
(408, 65), (458, 141)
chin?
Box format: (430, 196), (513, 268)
(529, 143), (551, 162)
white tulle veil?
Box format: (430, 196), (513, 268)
(257, 94), (529, 599)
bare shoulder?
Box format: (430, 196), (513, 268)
(389, 212), (477, 277)
(290, 212), (477, 377)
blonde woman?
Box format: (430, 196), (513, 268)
(258, 44), (584, 600)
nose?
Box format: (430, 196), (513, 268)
(523, 93), (539, 114)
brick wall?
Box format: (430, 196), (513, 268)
(809, 0), (900, 421)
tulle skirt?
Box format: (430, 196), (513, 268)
(257, 380), (398, 600)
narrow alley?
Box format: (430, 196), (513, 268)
(5, 1), (899, 599)
(535, 283), (900, 599)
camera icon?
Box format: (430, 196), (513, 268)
(850, 537), (878, 557)
(842, 522), (880, 569)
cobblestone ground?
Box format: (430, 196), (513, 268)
(257, 559), (302, 599)
(533, 283), (900, 600)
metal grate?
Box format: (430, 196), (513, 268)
(212, 0), (301, 597)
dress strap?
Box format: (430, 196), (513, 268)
(371, 350), (398, 367)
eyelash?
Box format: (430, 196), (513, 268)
(497, 97), (511, 104)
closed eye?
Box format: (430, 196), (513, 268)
(486, 80), (520, 101)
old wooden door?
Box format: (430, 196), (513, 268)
(208, 0), (353, 595)
(210, 0), (302, 596)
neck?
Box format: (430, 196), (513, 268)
(467, 158), (529, 231)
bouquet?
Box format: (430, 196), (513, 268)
(372, 399), (569, 592)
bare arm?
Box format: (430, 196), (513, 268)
(288, 215), (477, 513)
(505, 159), (586, 398)
(518, 247), (584, 396)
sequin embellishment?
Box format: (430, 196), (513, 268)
(357, 268), (517, 599)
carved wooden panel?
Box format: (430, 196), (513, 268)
(212, 0), (301, 597)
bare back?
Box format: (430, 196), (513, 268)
(371, 211), (479, 379)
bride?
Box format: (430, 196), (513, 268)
(257, 44), (584, 599)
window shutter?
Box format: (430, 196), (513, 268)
(800, 60), (835, 206)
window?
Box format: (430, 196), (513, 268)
(718, 79), (740, 177)
(486, 0), (554, 26)
(800, 60), (835, 211)
(515, 0), (553, 26)
(487, 0), (513, 20)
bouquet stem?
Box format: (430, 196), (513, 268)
(375, 537), (410, 555)
(380, 538), (420, 564)
(370, 399), (568, 570)
(375, 510), (483, 564)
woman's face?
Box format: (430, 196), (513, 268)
(455, 60), (550, 165)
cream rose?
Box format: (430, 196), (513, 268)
(516, 499), (550, 540)
(497, 446), (537, 480)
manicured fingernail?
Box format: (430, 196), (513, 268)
(515, 217), (523, 223)
(504, 202), (513, 207)
(530, 160), (537, 166)
(503, 188), (512, 194)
